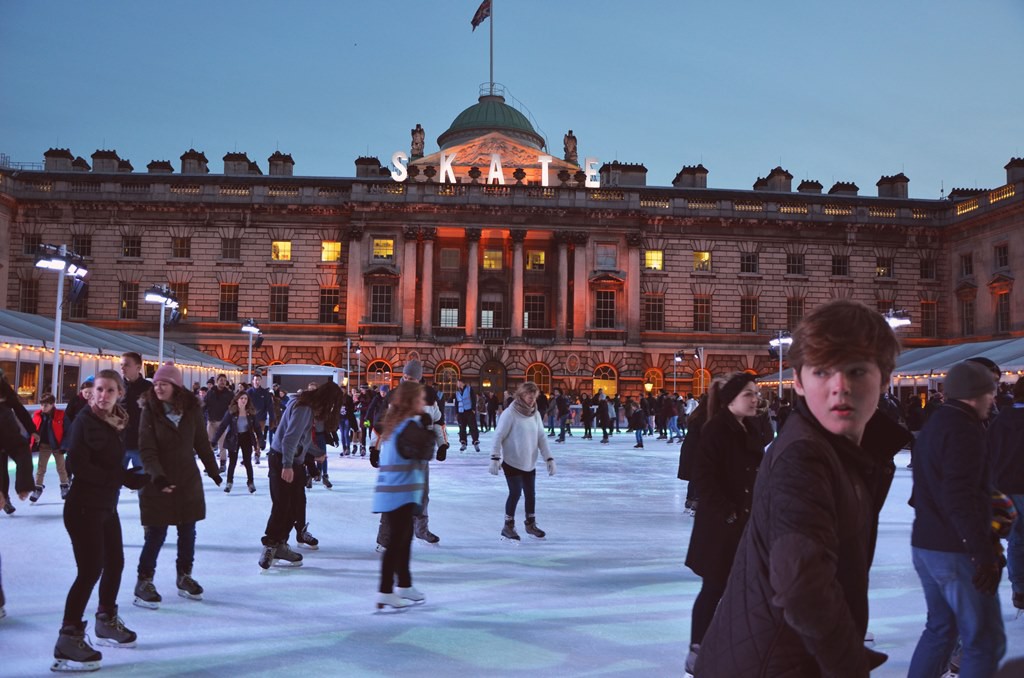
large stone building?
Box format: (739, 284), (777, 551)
(1, 87), (1022, 399)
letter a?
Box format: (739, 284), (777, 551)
(487, 154), (505, 185)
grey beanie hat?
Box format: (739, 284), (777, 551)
(402, 359), (423, 382)
(944, 361), (997, 400)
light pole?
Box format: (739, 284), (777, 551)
(144, 285), (179, 365)
(345, 338), (352, 388)
(694, 346), (706, 395)
(354, 344), (362, 388)
(241, 319), (261, 382)
(883, 308), (911, 330)
(768, 331), (793, 400)
(35, 244), (88, 400)
(673, 350), (683, 393)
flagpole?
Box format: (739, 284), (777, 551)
(489, 0), (494, 95)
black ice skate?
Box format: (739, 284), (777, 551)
(60, 483), (71, 500)
(258, 544), (277, 570)
(414, 516), (440, 544)
(52, 621), (102, 672)
(296, 523), (319, 550)
(30, 484), (44, 503)
(501, 517), (521, 544)
(247, 481), (256, 494)
(176, 571), (204, 600)
(223, 482), (232, 493)
(94, 607), (137, 648)
(1014, 591), (1024, 618)
(132, 576), (161, 610)
(322, 474), (333, 489)
(274, 542), (304, 567)
(524, 516), (546, 540)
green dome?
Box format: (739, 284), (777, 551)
(437, 95), (545, 150)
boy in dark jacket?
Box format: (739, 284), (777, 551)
(697, 299), (906, 677)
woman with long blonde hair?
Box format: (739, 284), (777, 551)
(371, 381), (436, 611)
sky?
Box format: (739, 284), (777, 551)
(1, 0), (1022, 198)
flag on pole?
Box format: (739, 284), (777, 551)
(471, 0), (491, 31)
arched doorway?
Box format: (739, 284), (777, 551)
(643, 368), (663, 393)
(366, 360), (392, 388)
(479, 360), (506, 396)
(593, 364), (618, 397)
(434, 361), (460, 400)
(526, 363), (552, 396)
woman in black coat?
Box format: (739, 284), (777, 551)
(683, 372), (765, 672)
(581, 395), (595, 439)
(210, 391), (263, 493)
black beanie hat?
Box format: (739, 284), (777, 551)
(719, 372), (757, 408)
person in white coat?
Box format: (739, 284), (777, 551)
(489, 381), (555, 541)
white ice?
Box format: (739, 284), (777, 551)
(1, 429), (1022, 677)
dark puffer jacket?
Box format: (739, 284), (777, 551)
(138, 393), (219, 527)
(696, 400), (910, 677)
(64, 408), (148, 510)
(685, 410), (767, 577)
(989, 406), (1024, 495)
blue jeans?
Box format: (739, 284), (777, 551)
(122, 448), (141, 470)
(908, 547), (1005, 678)
(503, 468), (536, 518)
(1007, 494), (1024, 594)
(667, 416), (681, 439)
(556, 414), (569, 441)
(635, 429), (643, 445)
(138, 522), (197, 576)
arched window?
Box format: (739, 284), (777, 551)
(525, 363), (552, 396)
(321, 361), (336, 367)
(434, 361), (460, 399)
(268, 360), (284, 366)
(643, 368), (663, 393)
(692, 368), (712, 397)
(366, 360), (392, 388)
(593, 364), (618, 397)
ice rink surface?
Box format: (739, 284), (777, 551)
(2, 427), (1022, 676)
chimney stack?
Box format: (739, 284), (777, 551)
(268, 151), (295, 177)
(797, 179), (823, 194)
(672, 164), (709, 188)
(147, 160), (174, 174)
(43, 148), (74, 171)
(1006, 158), (1024, 185)
(355, 156), (383, 178)
(877, 173), (909, 198)
(766, 166), (793, 192)
(71, 156), (91, 172)
(90, 149), (121, 173)
(828, 181), (859, 196)
(223, 152), (252, 175)
(599, 161), (647, 187)
(180, 149), (209, 174)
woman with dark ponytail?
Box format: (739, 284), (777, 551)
(683, 371), (768, 674)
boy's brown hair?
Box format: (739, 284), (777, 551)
(789, 300), (900, 381)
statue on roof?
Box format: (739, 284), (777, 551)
(563, 129), (578, 165)
(410, 124), (425, 159)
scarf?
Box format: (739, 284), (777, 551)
(513, 395), (537, 418)
(92, 404), (128, 432)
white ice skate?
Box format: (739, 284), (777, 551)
(375, 592), (412, 613)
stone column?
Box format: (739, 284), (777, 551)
(400, 226), (419, 338)
(511, 229), (527, 338)
(344, 225), (365, 335)
(555, 231), (571, 341)
(420, 228), (435, 338)
(572, 232), (589, 341)
(626, 233), (643, 343)
(465, 228), (481, 338)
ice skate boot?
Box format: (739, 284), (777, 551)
(60, 483), (71, 500)
(473, 442), (481, 453)
(52, 621), (102, 672)
(396, 585), (426, 605)
(376, 592), (412, 612)
(459, 443), (467, 452)
(501, 516), (521, 544)
(94, 607), (137, 647)
(296, 523), (319, 550)
(247, 481), (256, 494)
(132, 574), (161, 610)
(322, 474), (333, 489)
(218, 459), (227, 474)
(176, 571), (204, 600)
(258, 544), (277, 571)
(413, 516), (440, 544)
(524, 516), (546, 540)
(274, 542), (304, 567)
(223, 482), (232, 493)
(305, 475), (313, 490)
(30, 484), (44, 503)
(684, 643), (699, 675)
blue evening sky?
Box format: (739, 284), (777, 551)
(2, 0), (1022, 198)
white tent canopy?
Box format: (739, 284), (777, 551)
(0, 308), (243, 403)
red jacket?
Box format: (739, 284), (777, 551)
(32, 409), (65, 448)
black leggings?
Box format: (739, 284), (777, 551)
(62, 500), (124, 623)
(379, 503), (415, 593)
(503, 466), (536, 517)
(228, 432), (255, 484)
(691, 566), (730, 645)
(263, 453), (307, 545)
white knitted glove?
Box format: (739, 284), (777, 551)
(489, 458), (501, 475)
(546, 458), (556, 476)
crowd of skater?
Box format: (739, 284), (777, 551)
(2, 297), (1024, 675)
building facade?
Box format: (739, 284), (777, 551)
(2, 91), (1022, 399)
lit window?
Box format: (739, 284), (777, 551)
(644, 250), (664, 271)
(592, 365), (617, 397)
(875, 257), (893, 278)
(372, 239), (394, 262)
(272, 241), (292, 261)
(596, 244), (617, 269)
(321, 241), (341, 262)
(693, 251), (712, 272)
(526, 363), (552, 395)
(481, 294), (503, 328)
(526, 250), (546, 271)
(438, 296), (460, 328)
(483, 249), (503, 270)
(440, 248), (460, 269)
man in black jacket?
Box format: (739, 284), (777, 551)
(203, 374), (233, 472)
(697, 300), (904, 677)
(120, 352), (152, 471)
(246, 374), (276, 453)
(0, 368), (38, 514)
(908, 360), (1004, 677)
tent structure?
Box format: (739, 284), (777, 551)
(758, 336), (1024, 390)
(0, 308), (243, 404)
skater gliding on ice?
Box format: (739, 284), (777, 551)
(489, 381), (555, 543)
